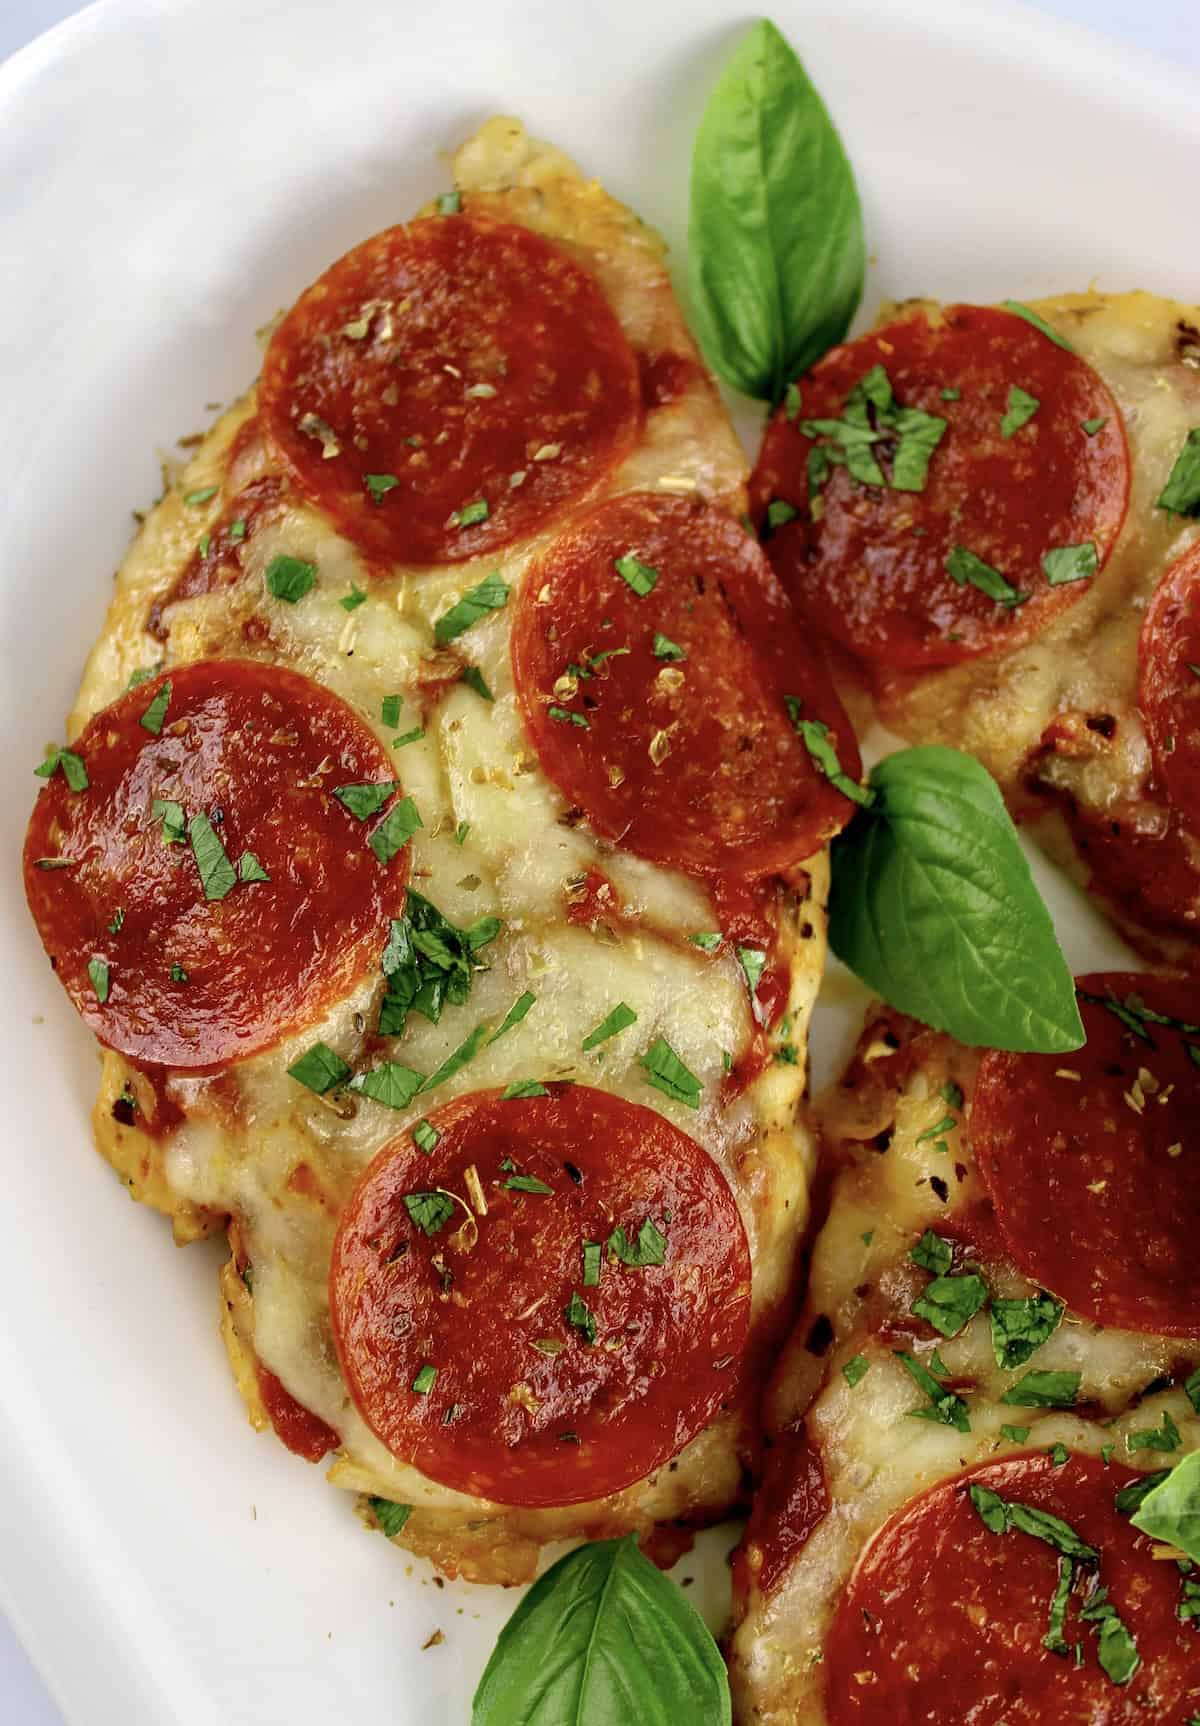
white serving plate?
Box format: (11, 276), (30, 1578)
(0, 0), (1194, 1720)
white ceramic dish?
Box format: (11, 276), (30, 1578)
(1, 0), (1195, 1720)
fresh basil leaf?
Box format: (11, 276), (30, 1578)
(152, 798), (186, 844)
(188, 813), (236, 901)
(237, 850), (269, 884)
(911, 1273), (987, 1339)
(365, 473), (399, 504)
(378, 891), (497, 1036)
(381, 694), (402, 728)
(334, 781), (398, 821)
(340, 584), (367, 611)
(1001, 1369), (1080, 1408)
(582, 1003), (637, 1052)
(785, 698), (873, 805)
(461, 665), (494, 702)
(35, 747), (89, 792)
(1130, 1450), (1200, 1562)
(490, 991), (536, 1043)
(607, 1219), (667, 1268)
(1000, 1424), (1031, 1444)
(287, 1042), (351, 1095)
(411, 1363), (437, 1395)
(265, 554), (317, 603)
(1042, 542), (1098, 586)
(639, 1038), (702, 1109)
(564, 1291), (597, 1344)
(349, 1062), (427, 1111)
(687, 19), (863, 404)
(614, 553), (658, 597)
(652, 632), (686, 663)
(1001, 300), (1074, 353)
(829, 746), (1084, 1052)
(1126, 1409), (1181, 1454)
(842, 1353), (870, 1388)
(1042, 1555), (1073, 1656)
(582, 1242), (602, 1288)
(183, 485), (218, 506)
(369, 795), (422, 864)
(1114, 1470), (1172, 1515)
(420, 1021), (489, 1092)
(1080, 1589), (1140, 1686)
(502, 1080), (549, 1100)
(449, 498), (489, 528)
(412, 1119), (439, 1154)
(688, 932), (722, 953)
(370, 1498), (412, 1538)
(403, 1192), (455, 1236)
(87, 958), (110, 1003)
(435, 574), (509, 643)
(970, 1484), (1098, 1562)
(946, 544), (1026, 608)
(990, 1291), (1064, 1369)
(1156, 428), (1200, 517)
(894, 1350), (970, 1432)
(910, 1231), (954, 1276)
(472, 1534), (730, 1726)
(1186, 1367), (1200, 1415)
(139, 680), (172, 735)
(1000, 386), (1040, 439)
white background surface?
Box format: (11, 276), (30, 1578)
(1, 1), (1197, 1722)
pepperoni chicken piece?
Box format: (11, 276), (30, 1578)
(259, 213), (642, 568)
(24, 660), (408, 1068)
(511, 491), (862, 878)
(1140, 537), (1200, 832)
(824, 1452), (1196, 1724)
(329, 1085), (751, 1508)
(973, 972), (1200, 1336)
(751, 305), (1129, 670)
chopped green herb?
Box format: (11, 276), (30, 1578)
(87, 958), (110, 1003)
(1185, 1367), (1200, 1414)
(912, 1273), (988, 1339)
(1001, 301), (1074, 352)
(1000, 385), (1040, 439)
(946, 544), (1026, 607)
(434, 574), (509, 644)
(991, 1291), (1064, 1369)
(582, 1002), (637, 1052)
(1126, 1409), (1181, 1454)
(188, 812), (236, 901)
(490, 991), (537, 1044)
(1002, 1370), (1081, 1408)
(1047, 1442), (1069, 1467)
(370, 1498), (412, 1537)
(139, 681), (172, 735)
(265, 554), (317, 603)
(369, 796), (423, 865)
(894, 1350), (970, 1432)
(843, 1353), (870, 1388)
(183, 485), (218, 506)
(403, 1192), (455, 1236)
(910, 1231), (953, 1276)
(105, 907), (125, 935)
(1082, 416), (1108, 436)
(453, 821), (471, 847)
(35, 748), (89, 792)
(287, 1042), (351, 1095)
(381, 694), (402, 728)
(412, 1120), (439, 1154)
(564, 1291), (597, 1344)
(1156, 428), (1200, 517)
(652, 632), (686, 662)
(784, 382), (802, 420)
(688, 931), (722, 953)
(940, 387), (962, 401)
(785, 698), (874, 805)
(349, 1062), (427, 1111)
(365, 473), (400, 504)
(737, 946), (767, 996)
(437, 190), (461, 215)
(411, 1364), (437, 1395)
(340, 584), (367, 611)
(504, 1172), (554, 1194)
(1130, 1450), (1200, 1563)
(1000, 1424), (1031, 1444)
(607, 1218), (668, 1268)
(333, 780), (398, 821)
(419, 1021), (489, 1092)
(1042, 542), (1098, 586)
(1114, 1470), (1172, 1514)
(391, 727), (424, 748)
(461, 665), (493, 702)
(548, 705), (589, 728)
(939, 1080), (964, 1108)
(169, 962), (188, 983)
(449, 498), (489, 528)
(237, 850), (269, 884)
(766, 499), (799, 528)
(916, 1114), (957, 1145)
(1043, 1554), (1074, 1655)
(198, 533), (212, 558)
(126, 663), (164, 690)
(228, 518), (247, 542)
(582, 1242), (602, 1288)
(1080, 1588), (1140, 1685)
(614, 552), (659, 596)
(152, 798), (186, 844)
(969, 1483), (1097, 1560)
(639, 1038), (702, 1108)
(378, 890), (500, 1037)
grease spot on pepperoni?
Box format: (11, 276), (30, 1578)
(260, 215), (642, 568)
(511, 492), (861, 879)
(1140, 537), (1200, 832)
(751, 305), (1129, 670)
(973, 973), (1200, 1335)
(24, 659), (407, 1069)
(329, 1084), (751, 1508)
(256, 1365), (339, 1463)
(825, 1452), (1196, 1725)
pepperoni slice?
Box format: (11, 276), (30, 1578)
(825, 1451), (1196, 1724)
(511, 492), (861, 877)
(329, 1084), (751, 1507)
(259, 214), (641, 568)
(24, 660), (407, 1069)
(1140, 538), (1200, 832)
(751, 305), (1130, 670)
(973, 972), (1200, 1335)
(256, 1366), (339, 1464)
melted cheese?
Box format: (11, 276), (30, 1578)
(67, 119), (826, 1584)
(729, 1011), (1200, 1724)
